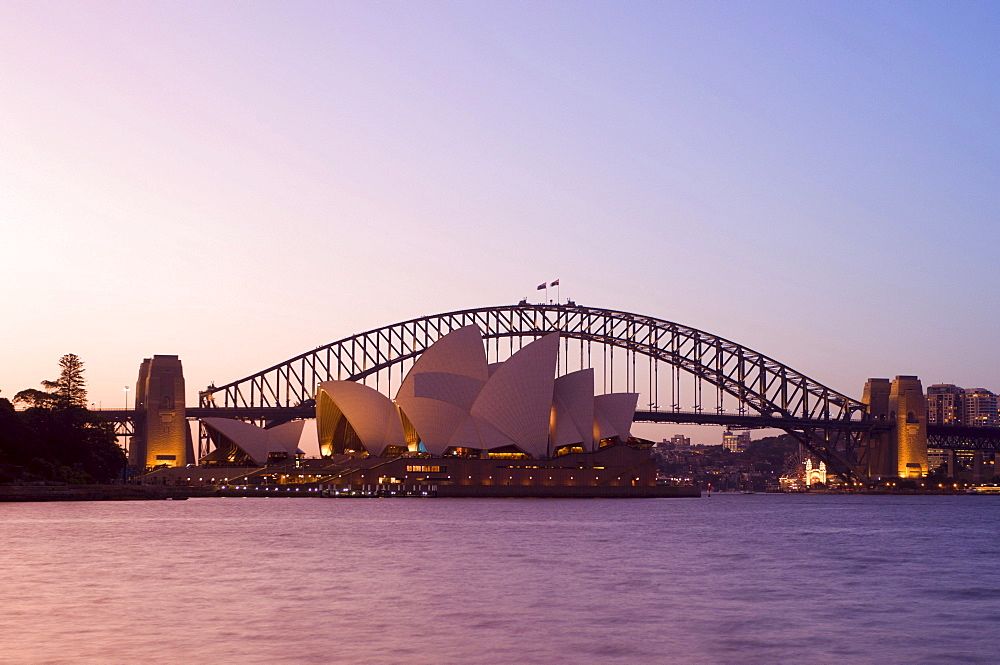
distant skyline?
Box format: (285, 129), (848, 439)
(2, 1), (998, 445)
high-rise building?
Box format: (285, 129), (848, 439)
(722, 430), (751, 452)
(964, 388), (998, 427)
(924, 384), (999, 427)
(926, 384), (964, 425)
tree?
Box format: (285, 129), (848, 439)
(12, 388), (57, 409)
(2, 356), (125, 483)
(41, 354), (87, 408)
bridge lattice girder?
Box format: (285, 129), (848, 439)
(199, 303), (871, 478)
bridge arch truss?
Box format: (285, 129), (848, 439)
(200, 303), (872, 478)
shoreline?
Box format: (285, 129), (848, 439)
(0, 485), (215, 502)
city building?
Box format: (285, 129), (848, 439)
(924, 384), (999, 427)
(722, 430), (751, 452)
(963, 388), (998, 427)
(926, 384), (964, 425)
(670, 434), (691, 449)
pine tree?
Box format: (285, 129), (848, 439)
(41, 354), (88, 408)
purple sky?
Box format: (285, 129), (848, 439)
(2, 2), (998, 444)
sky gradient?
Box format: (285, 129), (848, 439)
(2, 1), (998, 443)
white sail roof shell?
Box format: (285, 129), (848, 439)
(396, 325), (489, 400)
(471, 333), (559, 458)
(317, 380), (405, 456)
(446, 414), (521, 451)
(397, 398), (469, 456)
(551, 368), (596, 452)
(593, 393), (639, 443)
(395, 325), (488, 453)
(202, 418), (305, 466)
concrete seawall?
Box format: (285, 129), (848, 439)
(0, 485), (213, 502)
(215, 484), (701, 498)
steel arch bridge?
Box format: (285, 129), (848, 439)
(199, 303), (875, 479)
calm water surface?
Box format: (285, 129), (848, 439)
(2, 494), (999, 664)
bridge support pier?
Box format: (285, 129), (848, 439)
(972, 451), (986, 483)
(891, 376), (928, 478)
(862, 376), (928, 480)
(128, 355), (193, 470)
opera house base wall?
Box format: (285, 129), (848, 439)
(140, 444), (699, 498)
(311, 444), (681, 497)
(209, 484), (699, 498)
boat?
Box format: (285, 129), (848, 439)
(967, 484), (1000, 494)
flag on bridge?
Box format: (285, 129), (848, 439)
(550, 279), (559, 287)
(537, 282), (546, 290)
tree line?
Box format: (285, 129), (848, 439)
(0, 354), (126, 484)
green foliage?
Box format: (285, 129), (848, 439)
(12, 388), (57, 408)
(41, 353), (88, 408)
(745, 434), (799, 466)
(654, 433), (801, 491)
(0, 357), (125, 484)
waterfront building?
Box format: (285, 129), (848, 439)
(316, 327), (638, 460)
(804, 458), (827, 486)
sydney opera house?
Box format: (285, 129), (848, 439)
(150, 326), (691, 497)
(316, 326), (638, 460)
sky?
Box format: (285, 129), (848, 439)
(1, 1), (998, 444)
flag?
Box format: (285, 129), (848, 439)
(537, 283), (546, 290)
(550, 279), (559, 287)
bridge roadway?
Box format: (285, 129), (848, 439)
(97, 407), (872, 429)
(93, 407), (1000, 450)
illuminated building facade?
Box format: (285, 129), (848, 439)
(963, 388), (998, 427)
(722, 430), (750, 452)
(926, 384), (964, 425)
(804, 458), (827, 486)
(926, 384), (998, 427)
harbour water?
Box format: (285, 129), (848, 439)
(3, 494), (999, 664)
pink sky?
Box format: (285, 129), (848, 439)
(2, 2), (998, 445)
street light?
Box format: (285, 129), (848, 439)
(124, 385), (130, 411)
